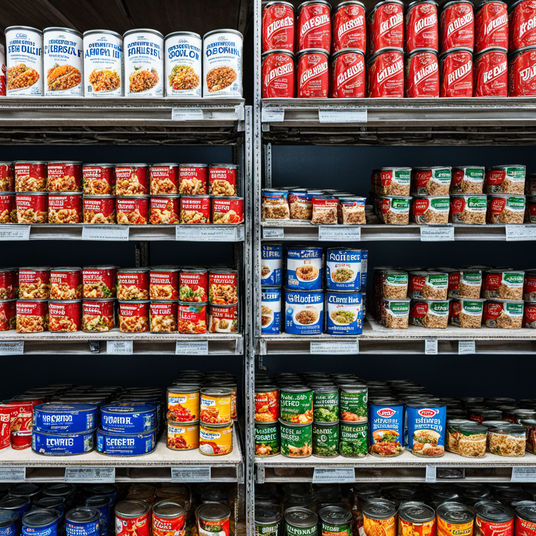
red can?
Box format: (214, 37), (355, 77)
(509, 46), (536, 95)
(82, 299), (115, 332)
(152, 502), (185, 536)
(14, 161), (47, 192)
(212, 197), (244, 224)
(115, 164), (149, 196)
(48, 192), (82, 224)
(178, 302), (207, 334)
(475, 0), (508, 52)
(208, 304), (238, 333)
(297, 49), (330, 97)
(47, 161), (82, 192)
(263, 1), (295, 52)
(0, 193), (15, 223)
(0, 162), (13, 192)
(368, 0), (405, 54)
(474, 47), (508, 96)
(50, 268), (82, 300)
(117, 268), (149, 301)
(48, 300), (81, 332)
(83, 195), (116, 224)
(255, 388), (280, 423)
(116, 196), (149, 225)
(367, 47), (405, 97)
(178, 164), (208, 195)
(525, 271), (536, 300)
(297, 0), (332, 52)
(82, 164), (115, 196)
(115, 501), (151, 536)
(524, 301), (536, 327)
(476, 510), (514, 536)
(16, 193), (47, 223)
(82, 266), (117, 299)
(406, 0), (439, 52)
(0, 405), (12, 449)
(510, 0), (536, 50)
(331, 49), (366, 97)
(19, 267), (49, 300)
(7, 400), (33, 449)
(406, 48), (440, 96)
(16, 299), (48, 333)
(150, 163), (178, 195)
(150, 267), (179, 300)
(179, 268), (208, 303)
(516, 508), (536, 535)
(0, 268), (16, 300)
(209, 269), (238, 305)
(180, 196), (211, 224)
(0, 300), (16, 331)
(440, 0), (475, 51)
(333, 1), (367, 52)
(149, 301), (177, 333)
(440, 47), (473, 96)
(150, 195), (180, 225)
(209, 164), (238, 196)
(262, 50), (295, 98)
(118, 300), (149, 333)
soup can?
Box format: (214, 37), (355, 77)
(116, 196), (149, 225)
(164, 32), (202, 97)
(65, 507), (99, 536)
(47, 161), (82, 192)
(167, 385), (199, 423)
(437, 502), (474, 536)
(48, 193), (82, 224)
(0, 162), (13, 192)
(362, 499), (397, 536)
(83, 196), (116, 225)
(150, 164), (178, 195)
(83, 164), (115, 196)
(200, 387), (232, 425)
(152, 501), (185, 536)
(280, 420), (312, 457)
(167, 421), (199, 451)
(398, 502), (436, 536)
(0, 193), (16, 223)
(14, 161), (47, 192)
(285, 507), (317, 536)
(179, 164), (208, 195)
(196, 504), (230, 536)
(297, 49), (329, 97)
(199, 422), (233, 456)
(22, 510), (59, 536)
(263, 1), (295, 52)
(255, 422), (280, 456)
(115, 500), (150, 536)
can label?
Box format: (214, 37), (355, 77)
(83, 197), (116, 225)
(280, 390), (313, 424)
(340, 389), (368, 422)
(180, 196), (210, 224)
(116, 197), (149, 225)
(150, 196), (179, 225)
(369, 403), (404, 456)
(83, 31), (122, 97)
(178, 302), (207, 334)
(179, 271), (207, 302)
(331, 50), (366, 98)
(406, 50), (439, 97)
(212, 197), (244, 224)
(255, 422), (280, 456)
(0, 194), (15, 224)
(440, 48), (473, 97)
(153, 512), (185, 536)
(167, 421), (199, 451)
(116, 512), (150, 536)
(0, 163), (13, 192)
(82, 268), (116, 299)
(115, 165), (148, 196)
(124, 31), (163, 97)
(474, 49), (507, 97)
(47, 162), (82, 192)
(15, 163), (46, 192)
(150, 270), (179, 300)
(48, 301), (81, 332)
(263, 2), (295, 52)
(255, 389), (279, 423)
(509, 47), (536, 96)
(208, 271), (238, 305)
(406, 1), (439, 52)
(369, 2), (404, 54)
(165, 33), (202, 98)
(280, 422), (312, 457)
(437, 517), (473, 536)
(179, 165), (207, 195)
(475, 517), (513, 536)
(440, 1), (475, 51)
(368, 49), (404, 97)
(199, 423), (233, 456)
(298, 3), (332, 51)
(48, 193), (82, 224)
(200, 392), (231, 424)
(50, 270), (81, 300)
(475, 1), (508, 52)
(262, 51), (295, 98)
(83, 165), (114, 196)
(118, 301), (149, 333)
(150, 165), (178, 195)
(406, 405), (446, 456)
(339, 421), (368, 457)
(297, 50), (329, 97)
(6, 27), (43, 96)
(334, 3), (366, 52)
(168, 390), (199, 422)
(510, 0), (536, 50)
(117, 272), (149, 300)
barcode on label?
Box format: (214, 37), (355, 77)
(318, 226), (361, 241)
(175, 341), (209, 355)
(0, 467), (25, 481)
(65, 467), (115, 483)
(310, 341), (358, 354)
(0, 225), (30, 241)
(82, 226), (129, 241)
(511, 467), (536, 482)
(313, 467), (354, 483)
(458, 340), (476, 355)
(171, 466), (211, 482)
(425, 338), (438, 355)
(0, 342), (24, 356)
(106, 341), (133, 355)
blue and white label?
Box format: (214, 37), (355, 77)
(261, 287), (281, 335)
(165, 33), (202, 97)
(203, 31), (243, 97)
(326, 248), (362, 291)
(5, 28), (43, 95)
(100, 403), (156, 434)
(286, 247), (323, 290)
(96, 429), (156, 456)
(65, 520), (99, 536)
(369, 402), (404, 456)
(325, 292), (363, 335)
(32, 430), (94, 456)
(361, 250), (368, 288)
(83, 31), (123, 97)
(124, 31), (163, 97)
(261, 244), (283, 286)
(285, 289), (324, 335)
(405, 404), (446, 456)
(33, 403), (97, 434)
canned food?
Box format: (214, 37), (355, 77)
(406, 1), (439, 52)
(297, 49), (329, 97)
(48, 193), (82, 224)
(0, 163), (13, 192)
(486, 164), (526, 194)
(167, 386), (199, 423)
(483, 269), (525, 300)
(409, 271), (449, 300)
(368, 0), (404, 54)
(32, 429), (94, 455)
(474, 48), (508, 97)
(180, 195), (210, 224)
(263, 1), (295, 52)
(515, 503), (536, 536)
(178, 302), (207, 334)
(150, 301), (177, 333)
(0, 268), (16, 300)
(208, 304), (238, 333)
(440, 1), (475, 51)
(363, 499), (397, 536)
(115, 500), (150, 536)
(313, 422), (339, 457)
(333, 1), (366, 52)
(319, 506), (352, 535)
(14, 162), (46, 192)
(261, 287), (281, 335)
(82, 164), (114, 197)
(405, 49), (440, 97)
(82, 266), (116, 298)
(101, 403), (156, 434)
(280, 386), (313, 423)
(65, 507), (99, 536)
(0, 193), (15, 223)
(150, 164), (178, 195)
(199, 422), (233, 456)
(510, 0), (536, 50)
(83, 196), (116, 225)
(255, 421), (280, 456)
(475, 0), (508, 52)
(22, 510), (59, 536)
(0, 300), (16, 331)
(340, 384), (367, 422)
(48, 300), (81, 332)
(285, 289), (324, 335)
(488, 194), (526, 224)
(49, 268), (81, 300)
(369, 400), (404, 456)
(398, 502), (436, 536)
(96, 428), (157, 455)
(164, 31), (202, 97)
(179, 268), (207, 303)
(326, 248), (362, 291)
(117, 269), (149, 300)
(440, 47), (473, 97)
(255, 386), (279, 423)
(47, 162), (82, 192)
(287, 246), (323, 290)
(33, 403), (96, 434)
(178, 164), (208, 195)
(212, 196), (244, 224)
(117, 300), (149, 333)
(19, 268), (49, 299)
(149, 195), (179, 225)
(150, 267), (179, 300)
(331, 49), (366, 98)
(196, 503), (231, 536)
(16, 193), (47, 224)
(43, 30), (82, 95)
(339, 421), (367, 457)
(367, 48), (404, 97)
(116, 196), (149, 225)
(437, 502), (474, 536)
(326, 291), (363, 335)
(209, 269), (238, 305)
(406, 401), (446, 456)
(167, 421), (199, 451)
(200, 387), (232, 424)
(285, 508), (317, 536)
(209, 164), (238, 197)
(262, 50), (295, 98)
(82, 299), (115, 332)
(261, 244), (283, 287)
(280, 420), (312, 457)
(298, 1), (332, 52)
(115, 164), (148, 196)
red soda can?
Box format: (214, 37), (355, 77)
(510, 0), (536, 50)
(509, 45), (536, 95)
(263, 1), (295, 53)
(262, 50), (295, 97)
(405, 48), (440, 96)
(333, 1), (367, 53)
(368, 0), (405, 54)
(331, 49), (366, 97)
(474, 47), (508, 95)
(475, 0), (508, 53)
(440, 47), (474, 96)
(406, 0), (439, 52)
(367, 47), (405, 97)
(440, 0), (475, 51)
(297, 49), (330, 97)
(297, 0), (332, 52)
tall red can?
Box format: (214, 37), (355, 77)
(510, 0), (536, 50)
(263, 1), (295, 52)
(367, 47), (405, 97)
(333, 1), (367, 53)
(262, 50), (295, 98)
(368, 0), (405, 54)
(331, 49), (366, 97)
(440, 0), (475, 51)
(406, 0), (439, 52)
(406, 48), (440, 96)
(474, 47), (508, 95)
(297, 0), (332, 52)
(509, 45), (536, 95)
(440, 47), (473, 96)
(297, 49), (330, 97)
(475, 0), (508, 53)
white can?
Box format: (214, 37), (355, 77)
(43, 27), (83, 96)
(203, 29), (243, 97)
(164, 31), (202, 97)
(83, 29), (123, 97)
(123, 28), (164, 97)
(5, 26), (43, 96)
(0, 44), (6, 96)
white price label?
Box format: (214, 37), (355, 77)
(318, 226), (361, 241)
(263, 227), (284, 239)
(175, 341), (209, 355)
(0, 225), (30, 241)
(0, 467), (25, 481)
(425, 338), (438, 355)
(506, 225), (535, 241)
(106, 340), (133, 355)
(82, 226), (129, 241)
(310, 341), (358, 354)
(175, 226), (242, 242)
(511, 467), (536, 482)
(458, 340), (476, 355)
(171, 108), (204, 121)
(313, 467), (354, 483)
(262, 108), (285, 122)
(0, 342), (24, 356)
(425, 466), (437, 482)
(65, 467), (115, 483)
(318, 109), (367, 123)
(171, 466), (212, 482)
(420, 225), (455, 242)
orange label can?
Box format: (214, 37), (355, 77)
(167, 387), (199, 423)
(200, 388), (232, 425)
(167, 421), (199, 451)
(199, 423), (233, 456)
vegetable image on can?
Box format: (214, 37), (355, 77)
(165, 32), (201, 97)
(83, 30), (122, 97)
(280, 386), (313, 423)
(280, 420), (312, 457)
(326, 248), (361, 291)
(313, 421), (339, 457)
(319, 506), (352, 536)
(255, 421), (280, 456)
(313, 385), (339, 422)
(326, 291), (363, 335)
(340, 384), (368, 422)
(369, 400), (404, 456)
(339, 421), (367, 457)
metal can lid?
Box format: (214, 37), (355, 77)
(66, 507), (100, 525)
(123, 28), (164, 39)
(362, 499), (397, 520)
(152, 500), (185, 519)
(115, 499), (150, 519)
(196, 502), (231, 521)
(319, 505), (352, 526)
(85, 496), (110, 508)
(9, 483), (40, 497)
(82, 29), (121, 39)
(284, 506), (318, 528)
(165, 31), (201, 40)
(201, 387), (233, 397)
(117, 268), (150, 273)
(179, 163), (208, 168)
(399, 502), (436, 524)
(51, 267), (82, 272)
(475, 501), (514, 523)
(281, 386), (312, 394)
(255, 503), (282, 525)
(22, 509), (59, 528)
(203, 28), (243, 40)
(437, 502), (475, 524)
(516, 503), (536, 523)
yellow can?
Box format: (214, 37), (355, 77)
(167, 420), (199, 451)
(167, 385), (199, 423)
(221, 382), (237, 420)
(200, 387), (232, 425)
(199, 422), (233, 456)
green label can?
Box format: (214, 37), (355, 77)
(313, 387), (339, 423)
(339, 421), (368, 458)
(255, 422), (280, 457)
(313, 421), (339, 458)
(285, 507), (318, 536)
(280, 419), (312, 458)
(280, 387), (313, 424)
(339, 385), (368, 422)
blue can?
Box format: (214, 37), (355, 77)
(22, 510), (59, 536)
(285, 289), (324, 335)
(405, 400), (447, 457)
(0, 497), (31, 518)
(32, 430), (95, 456)
(326, 248), (362, 291)
(33, 404), (97, 434)
(261, 287), (281, 335)
(96, 429), (157, 456)
(84, 497), (110, 536)
(0, 510), (18, 536)
(325, 292), (363, 335)
(35, 498), (66, 516)
(261, 245), (283, 286)
(65, 507), (99, 536)
(361, 250), (368, 288)
(286, 246), (323, 290)
(368, 400), (405, 456)
(100, 403), (156, 434)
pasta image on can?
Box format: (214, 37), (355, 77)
(199, 422), (233, 456)
(165, 32), (202, 97)
(362, 499), (398, 536)
(167, 385), (200, 423)
(167, 421), (199, 451)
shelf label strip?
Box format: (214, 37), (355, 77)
(318, 109), (367, 123)
(171, 108), (204, 121)
(82, 225), (129, 241)
(458, 340), (476, 355)
(425, 338), (438, 355)
(313, 467), (354, 483)
(65, 467), (115, 483)
(0, 225), (30, 241)
(0, 467), (25, 481)
(420, 225), (455, 242)
(425, 465), (436, 482)
(263, 227), (284, 239)
(511, 467), (536, 482)
(176, 226), (242, 242)
(310, 341), (358, 354)
(106, 341), (133, 355)
(262, 108), (285, 123)
(0, 342), (24, 356)
(175, 341), (209, 355)
(318, 226), (361, 241)
(171, 466), (211, 482)
(505, 225), (535, 241)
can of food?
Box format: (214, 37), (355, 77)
(197, 504), (230, 536)
(96, 428), (157, 456)
(368, 1), (404, 54)
(22, 510), (59, 536)
(312, 385), (339, 423)
(178, 302), (207, 334)
(16, 299), (47, 332)
(48, 300), (81, 332)
(32, 429), (94, 455)
(409, 271), (449, 300)
(339, 421), (367, 457)
(319, 506), (352, 535)
(100, 403), (156, 434)
(313, 421), (339, 457)
(48, 192), (82, 224)
(255, 385), (279, 423)
(200, 387), (232, 425)
(149, 195), (179, 225)
(83, 196), (116, 224)
(510, 0), (536, 49)
(475, 0), (508, 52)
(149, 267), (179, 301)
(326, 248), (361, 291)
(297, 49), (330, 97)
(65, 507), (99, 536)
(369, 399), (404, 456)
(280, 420), (312, 457)
(116, 196), (149, 225)
(474, 48), (508, 97)
(83, 30), (122, 97)
(149, 301), (177, 333)
(180, 195), (211, 224)
(486, 164), (526, 194)
(123, 29), (163, 97)
(451, 165), (485, 194)
(208, 303), (238, 333)
(0, 162), (13, 192)
(179, 267), (207, 302)
(47, 161), (82, 192)
(117, 268), (149, 300)
(115, 164), (148, 196)
(208, 269), (238, 305)
(405, 49), (440, 98)
(263, 1), (295, 52)
(339, 384), (368, 422)
(483, 299), (524, 329)
(285, 289), (324, 335)
(440, 47), (473, 97)
(368, 47), (405, 98)
(117, 300), (149, 333)
(398, 502), (436, 536)
(167, 421), (198, 451)
(362, 499), (397, 536)
(0, 510), (17, 535)
(178, 164), (208, 195)
(115, 500), (150, 536)
(474, 501), (514, 536)
(523, 301), (536, 328)
(0, 193), (15, 223)
(280, 386), (313, 424)
(406, 1), (439, 52)
(488, 194), (526, 224)
(515, 504), (536, 536)
(406, 400), (446, 456)
(33, 403), (96, 434)
(412, 193), (450, 224)
(82, 266), (116, 298)
(167, 385), (199, 423)
(333, 1), (366, 52)
(440, 1), (475, 51)
(298, 1), (332, 51)
(261, 287), (281, 335)
(14, 161), (46, 192)
(164, 31), (202, 97)
(209, 164), (238, 197)
(410, 299), (450, 329)
(255, 422), (280, 456)
(0, 300), (16, 331)
(285, 507), (317, 536)
(150, 164), (178, 195)
(82, 299), (115, 332)
(262, 50), (295, 98)
(261, 244), (283, 287)
(199, 422), (233, 456)
(509, 46), (536, 96)
(5, 26), (43, 96)
(212, 196), (244, 224)
(437, 502), (474, 536)
(0, 268), (16, 300)
(330, 48), (366, 98)
(326, 291), (363, 335)
(287, 246), (323, 290)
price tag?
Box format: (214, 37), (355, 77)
(425, 338), (438, 355)
(310, 341), (358, 354)
(262, 108), (285, 122)
(458, 340), (476, 355)
(171, 108), (204, 121)
(106, 341), (133, 355)
(171, 466), (211, 482)
(318, 226), (361, 241)
(420, 225), (455, 242)
(511, 467), (536, 482)
(506, 225), (535, 241)
(65, 467), (115, 483)
(82, 226), (129, 241)
(318, 109), (367, 123)
(0, 342), (24, 356)
(0, 467), (25, 481)
(175, 226), (242, 242)
(0, 225), (30, 241)
(175, 341), (209, 355)
(425, 466), (437, 482)
(313, 467), (354, 483)
(263, 227), (284, 239)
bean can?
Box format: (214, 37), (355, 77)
(340, 384), (368, 422)
(255, 422), (280, 456)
